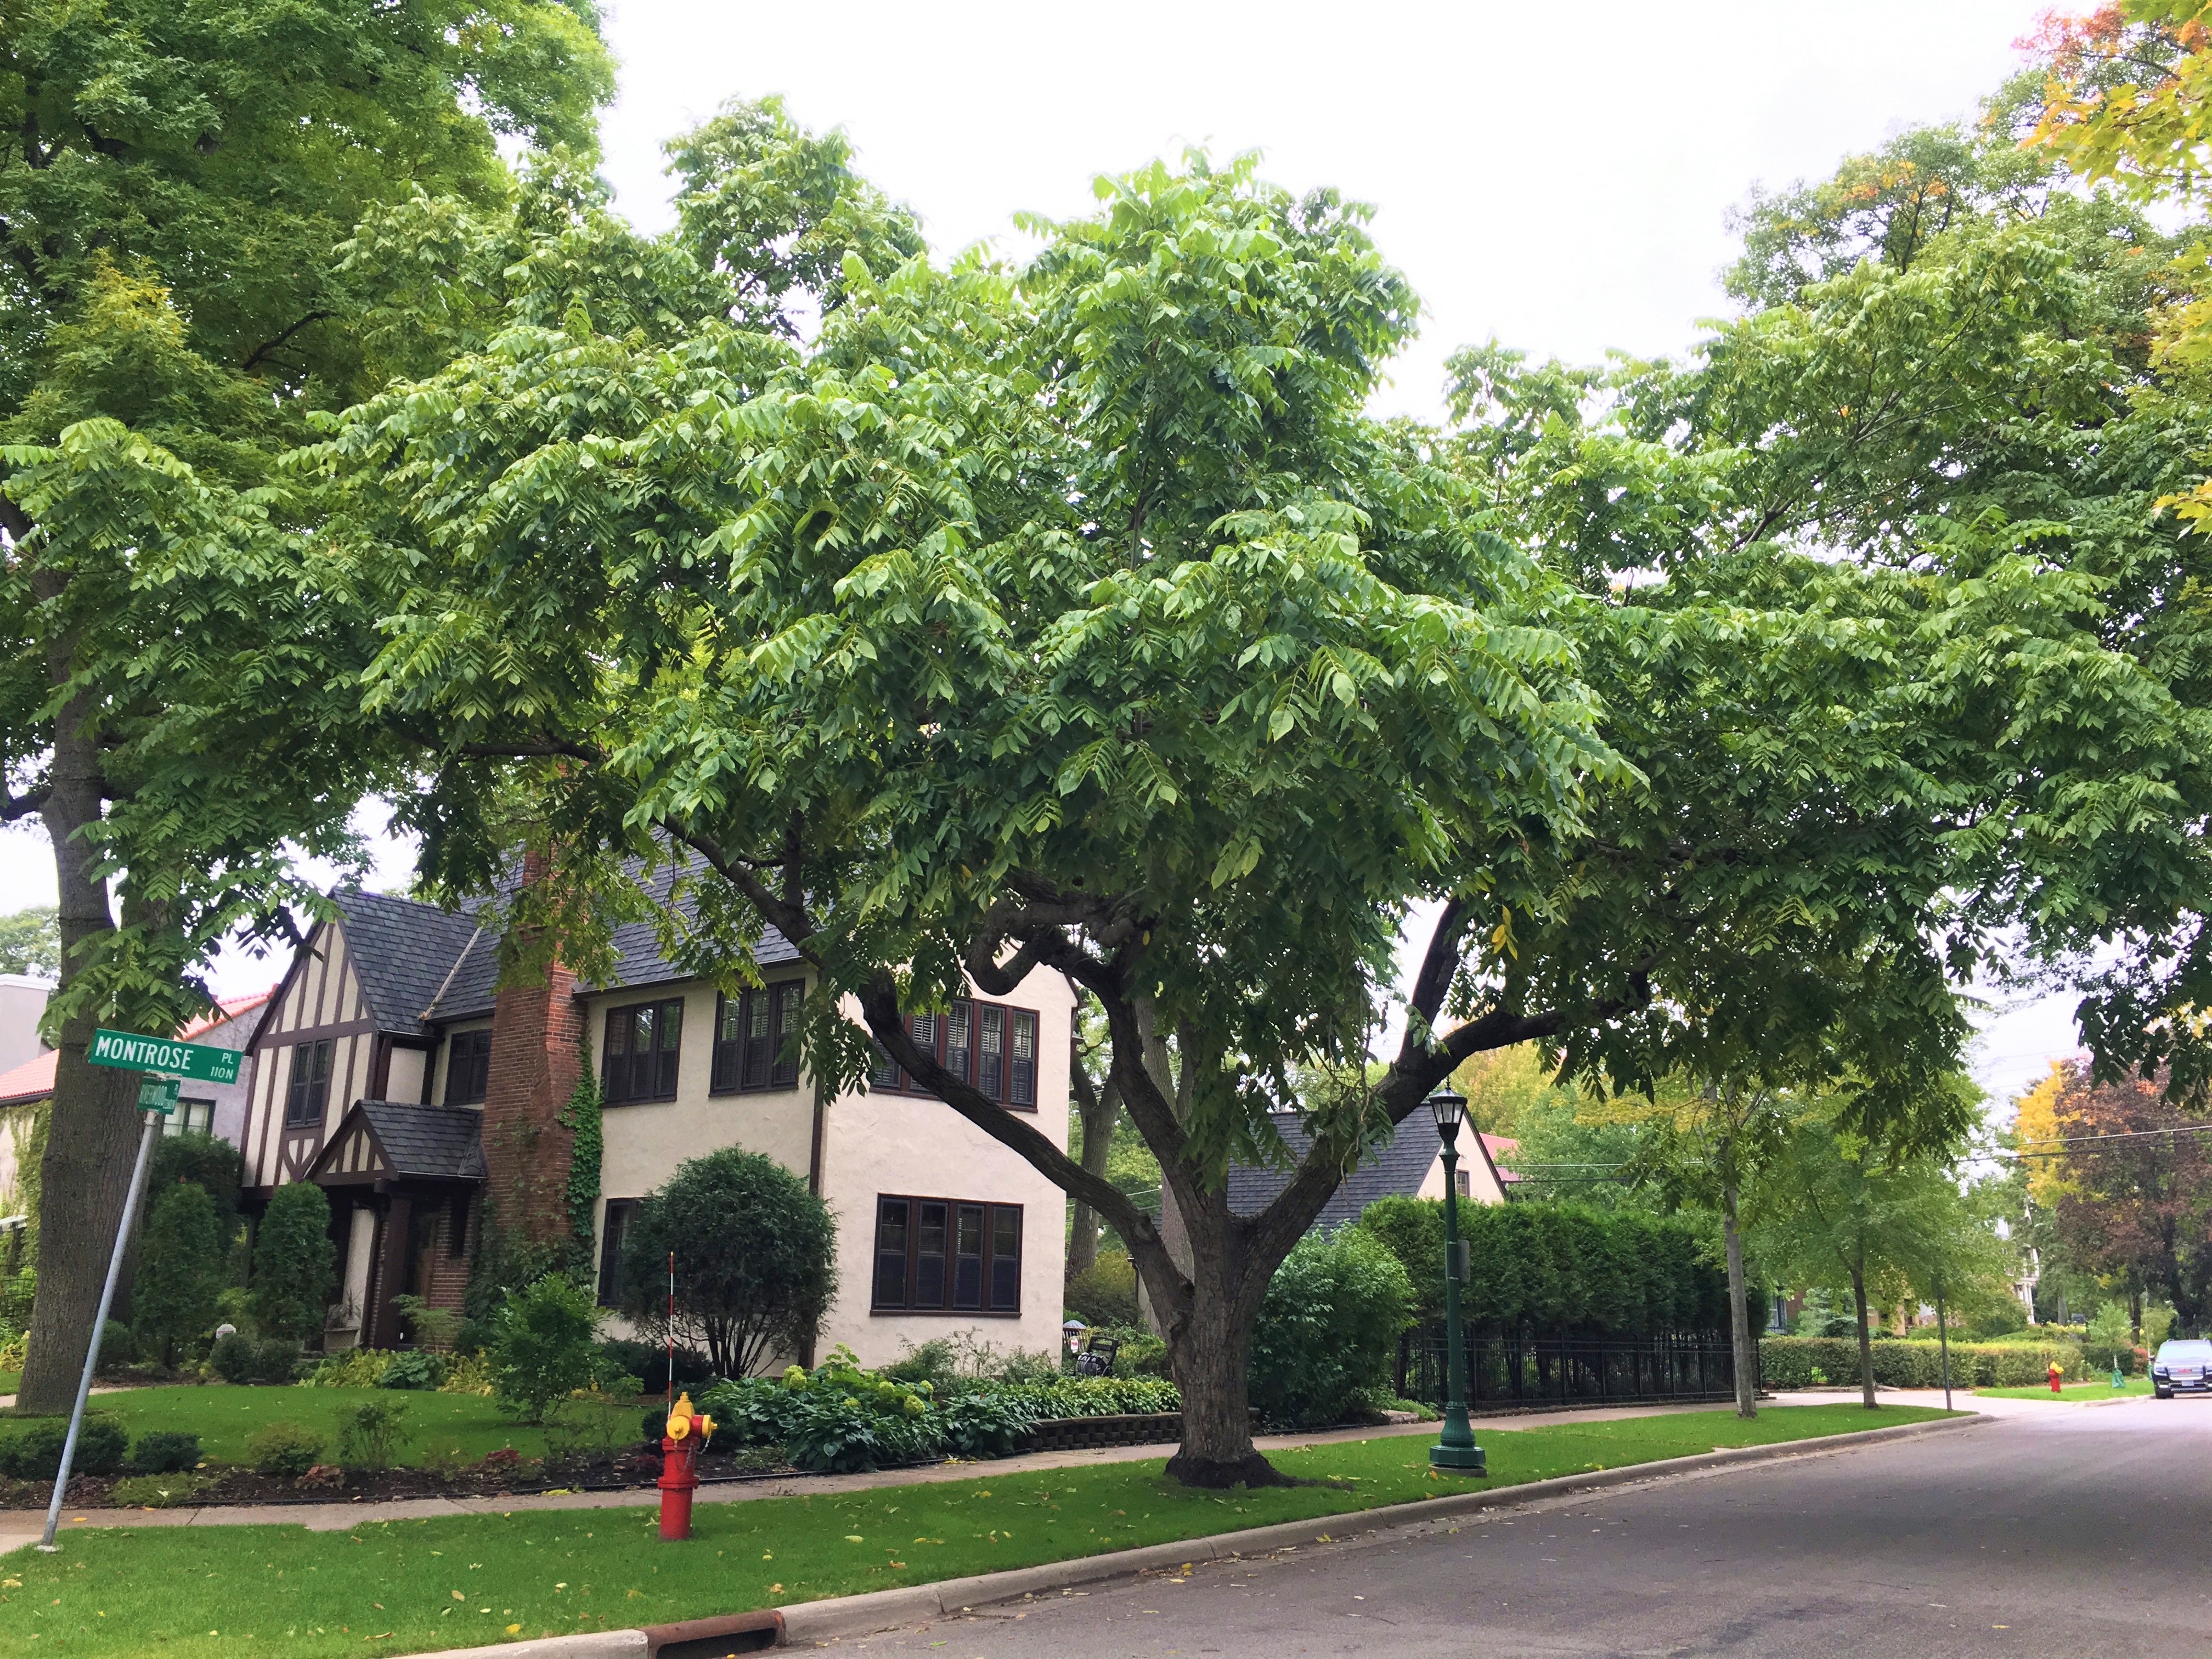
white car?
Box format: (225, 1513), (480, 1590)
(2151, 1338), (2212, 1398)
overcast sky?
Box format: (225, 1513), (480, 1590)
(0, 0), (2081, 1100)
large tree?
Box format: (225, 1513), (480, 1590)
(0, 0), (612, 1411)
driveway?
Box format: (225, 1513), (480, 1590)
(835, 1397), (2212, 1658)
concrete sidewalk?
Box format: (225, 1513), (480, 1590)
(0, 1391), (1865, 1550)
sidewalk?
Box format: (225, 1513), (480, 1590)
(0, 1391), (1853, 1550)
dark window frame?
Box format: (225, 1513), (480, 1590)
(597, 1198), (639, 1307)
(602, 998), (685, 1105)
(710, 980), (805, 1094)
(443, 1026), (494, 1106)
(870, 1194), (1023, 1315)
(284, 1039), (333, 1128)
(868, 1001), (1042, 1113)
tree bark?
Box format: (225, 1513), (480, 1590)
(16, 675), (142, 1415)
(1161, 1187), (1286, 1489)
(1849, 1261), (1877, 1410)
(1723, 1171), (1756, 1419)
(1066, 1068), (1119, 1280)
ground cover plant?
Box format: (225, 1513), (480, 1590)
(0, 1404), (1949, 1656)
(1976, 1378), (2156, 1401)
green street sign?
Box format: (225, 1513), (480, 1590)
(137, 1079), (180, 1115)
(88, 1028), (241, 1086)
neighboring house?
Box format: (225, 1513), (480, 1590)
(1222, 1112), (1516, 1233)
(235, 876), (1075, 1368)
(0, 975), (53, 1075)
(0, 988), (272, 1200)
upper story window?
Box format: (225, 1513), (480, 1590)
(602, 998), (684, 1105)
(712, 981), (804, 1094)
(444, 1028), (493, 1106)
(284, 1039), (332, 1129)
(869, 1001), (1040, 1111)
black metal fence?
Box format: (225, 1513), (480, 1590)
(1395, 1328), (1746, 1410)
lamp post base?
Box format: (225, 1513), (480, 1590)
(1429, 1442), (1486, 1473)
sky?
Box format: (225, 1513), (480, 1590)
(0, 0), (2084, 1102)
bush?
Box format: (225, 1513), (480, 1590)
(93, 1318), (135, 1376)
(246, 1421), (324, 1477)
(210, 1331), (301, 1385)
(1758, 1336), (2092, 1390)
(335, 1398), (411, 1469)
(595, 1338), (712, 1396)
(618, 1149), (837, 1377)
(1064, 1250), (1139, 1328)
(149, 1131), (242, 1217)
(251, 1182), (336, 1342)
(128, 1431), (201, 1475)
(1248, 1227), (1415, 1430)
(0, 1414), (128, 1479)
(307, 1347), (393, 1388)
(487, 1274), (601, 1423)
(438, 1352), (495, 1396)
(1074, 1323), (1170, 1378)
(376, 1350), (447, 1391)
(111, 1472), (211, 1508)
(133, 1182), (229, 1367)
(1002, 1377), (1181, 1418)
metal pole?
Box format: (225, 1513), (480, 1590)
(1936, 1274), (1953, 1412)
(1430, 1135), (1484, 1474)
(40, 1110), (161, 1551)
(665, 1251), (675, 1412)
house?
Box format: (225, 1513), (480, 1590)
(0, 974), (52, 1075)
(1222, 1112), (1517, 1232)
(234, 877), (1076, 1369)
(0, 989), (271, 1200)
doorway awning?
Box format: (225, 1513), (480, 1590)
(308, 1100), (486, 1187)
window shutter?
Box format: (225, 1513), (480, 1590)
(945, 1000), (973, 1085)
(978, 1006), (1004, 1099)
(1009, 1011), (1037, 1107)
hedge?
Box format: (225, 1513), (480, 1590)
(1357, 1197), (1733, 1335)
(1759, 1337), (2096, 1390)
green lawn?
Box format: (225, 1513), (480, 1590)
(1976, 1376), (2155, 1401)
(11, 1386), (640, 1469)
(0, 1403), (1950, 1658)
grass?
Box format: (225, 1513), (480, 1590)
(1976, 1376), (2156, 1401)
(6, 1386), (641, 1469)
(0, 1403), (1951, 1658)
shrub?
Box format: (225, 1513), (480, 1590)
(211, 1331), (301, 1385)
(618, 1148), (836, 1376)
(335, 1398), (412, 1470)
(128, 1431), (201, 1475)
(246, 1421), (323, 1477)
(595, 1338), (712, 1395)
(392, 1294), (461, 1351)
(1758, 1336), (2091, 1390)
(438, 1352), (495, 1396)
(1248, 1227), (1415, 1430)
(1064, 1250), (1139, 1329)
(252, 1182), (336, 1342)
(93, 1318), (136, 1376)
(111, 1472), (211, 1508)
(376, 1350), (447, 1391)
(307, 1347), (394, 1388)
(148, 1130), (242, 1217)
(0, 1414), (128, 1480)
(932, 1390), (1032, 1458)
(1072, 1323), (1169, 1378)
(487, 1274), (602, 1423)
(133, 1182), (229, 1367)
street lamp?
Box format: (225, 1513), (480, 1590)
(1427, 1086), (1485, 1475)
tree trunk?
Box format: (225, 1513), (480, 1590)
(1849, 1263), (1876, 1410)
(1723, 1174), (1756, 1419)
(16, 680), (143, 1415)
(1066, 1071), (1118, 1280)
(1161, 1195), (1284, 1488)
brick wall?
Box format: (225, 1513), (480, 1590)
(482, 950), (583, 1246)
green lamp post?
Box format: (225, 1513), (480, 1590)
(1427, 1085), (1485, 1475)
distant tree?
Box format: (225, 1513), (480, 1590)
(619, 1148), (836, 1377)
(132, 1183), (225, 1365)
(250, 1181), (335, 1344)
(148, 1131), (241, 1218)
(0, 908), (58, 979)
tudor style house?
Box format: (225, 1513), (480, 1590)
(236, 881), (1075, 1368)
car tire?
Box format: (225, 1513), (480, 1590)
(2156, 1387), (2173, 1398)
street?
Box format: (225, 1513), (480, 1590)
(832, 1400), (2212, 1658)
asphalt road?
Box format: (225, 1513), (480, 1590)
(834, 1400), (2212, 1658)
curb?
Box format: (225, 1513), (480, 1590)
(414, 1413), (1982, 1658)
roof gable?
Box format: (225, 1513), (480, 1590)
(309, 1099), (486, 1184)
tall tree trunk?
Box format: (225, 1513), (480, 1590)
(1722, 1171), (1756, 1419)
(1160, 1188), (1282, 1489)
(16, 679), (142, 1415)
(1066, 1069), (1118, 1280)
(1849, 1261), (1876, 1410)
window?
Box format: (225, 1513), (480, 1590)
(711, 981), (804, 1093)
(869, 1001), (1042, 1110)
(284, 1039), (332, 1128)
(444, 1028), (493, 1105)
(597, 1198), (639, 1307)
(871, 1195), (1023, 1313)
(1453, 1167), (1472, 1200)
(163, 1099), (214, 1137)
(602, 999), (684, 1104)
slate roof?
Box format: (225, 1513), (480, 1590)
(1225, 1114), (1450, 1233)
(356, 1100), (487, 1181)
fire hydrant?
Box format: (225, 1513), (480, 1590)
(2048, 1361), (2064, 1395)
(658, 1391), (715, 1541)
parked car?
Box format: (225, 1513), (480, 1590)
(2150, 1339), (2212, 1398)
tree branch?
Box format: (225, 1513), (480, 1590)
(2, 788), (48, 823)
(240, 311), (337, 375)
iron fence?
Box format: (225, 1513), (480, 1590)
(1394, 1328), (1747, 1410)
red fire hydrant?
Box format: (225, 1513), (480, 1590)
(2048, 1361), (2064, 1395)
(658, 1391), (714, 1541)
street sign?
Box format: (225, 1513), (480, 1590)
(87, 1028), (241, 1086)
(137, 1079), (180, 1115)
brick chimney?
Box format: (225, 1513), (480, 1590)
(481, 851), (583, 1245)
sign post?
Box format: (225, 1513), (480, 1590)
(38, 1029), (216, 1549)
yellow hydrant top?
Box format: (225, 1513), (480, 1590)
(666, 1391), (714, 1445)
